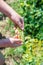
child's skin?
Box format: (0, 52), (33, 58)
(0, 0), (24, 48)
(0, 0), (24, 65)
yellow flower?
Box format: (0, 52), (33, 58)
(32, 44), (37, 49)
(25, 49), (30, 54)
(33, 39), (38, 43)
(28, 57), (33, 62)
(26, 43), (32, 48)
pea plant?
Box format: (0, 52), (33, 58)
(4, 0), (43, 65)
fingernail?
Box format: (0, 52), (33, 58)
(22, 27), (24, 30)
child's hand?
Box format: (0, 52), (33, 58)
(11, 12), (24, 30)
(0, 0), (24, 30)
(9, 38), (22, 47)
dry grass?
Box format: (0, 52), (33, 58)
(0, 20), (14, 65)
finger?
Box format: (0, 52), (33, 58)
(14, 39), (22, 42)
(14, 42), (22, 47)
(14, 17), (24, 31)
(14, 39), (22, 47)
(14, 39), (22, 44)
(9, 38), (22, 47)
(20, 17), (23, 24)
(19, 17), (24, 30)
(14, 24), (17, 29)
(13, 35), (19, 39)
(12, 39), (22, 47)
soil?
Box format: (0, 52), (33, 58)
(0, 20), (14, 65)
(0, 0), (18, 65)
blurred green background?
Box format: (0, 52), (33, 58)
(0, 0), (43, 65)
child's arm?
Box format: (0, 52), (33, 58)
(0, 38), (22, 48)
(0, 0), (24, 30)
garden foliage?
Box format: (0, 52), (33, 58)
(5, 0), (43, 65)
(9, 0), (43, 40)
(19, 0), (43, 40)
